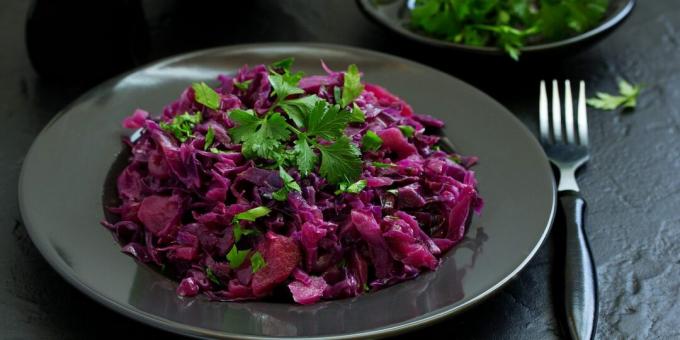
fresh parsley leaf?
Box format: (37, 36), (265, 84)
(398, 125), (415, 138)
(226, 246), (250, 269)
(210, 147), (223, 154)
(371, 161), (395, 168)
(232, 206), (269, 241)
(279, 167), (301, 192)
(234, 79), (252, 91)
(361, 130), (383, 152)
(587, 79), (642, 110)
(294, 137), (317, 176)
(232, 223), (259, 243)
(333, 86), (343, 105)
(318, 136), (362, 184)
(233, 112), (291, 159)
(192, 82), (220, 110)
(269, 72), (304, 102)
(205, 267), (221, 285)
(269, 57), (295, 73)
(335, 179), (367, 195)
(341, 64), (364, 107)
(306, 101), (350, 140)
(159, 112), (202, 142)
(204, 126), (215, 150)
(349, 103), (366, 123)
(273, 167), (301, 201)
(234, 206), (272, 222)
(228, 109), (261, 143)
(250, 251), (267, 273)
(279, 95), (322, 128)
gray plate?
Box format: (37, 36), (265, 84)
(19, 44), (555, 339)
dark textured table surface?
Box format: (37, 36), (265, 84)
(2, 1), (679, 339)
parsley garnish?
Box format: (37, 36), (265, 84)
(234, 206), (271, 222)
(371, 162), (395, 168)
(159, 112), (202, 142)
(293, 137), (317, 176)
(306, 101), (350, 140)
(318, 136), (362, 185)
(226, 246), (250, 269)
(335, 179), (367, 195)
(227, 60), (364, 187)
(269, 57), (295, 72)
(399, 125), (415, 138)
(234, 79), (252, 91)
(361, 130), (383, 152)
(250, 251), (267, 273)
(232, 206), (271, 242)
(205, 267), (221, 285)
(204, 126), (215, 150)
(228, 109), (291, 159)
(587, 79), (642, 111)
(272, 167), (302, 201)
(349, 103), (366, 123)
(341, 64), (364, 107)
(192, 82), (220, 110)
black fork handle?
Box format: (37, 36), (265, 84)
(560, 191), (598, 340)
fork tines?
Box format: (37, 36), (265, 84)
(539, 80), (589, 147)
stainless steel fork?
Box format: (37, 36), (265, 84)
(540, 80), (597, 340)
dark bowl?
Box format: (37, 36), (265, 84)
(357, 0), (636, 58)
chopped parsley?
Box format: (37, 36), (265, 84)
(399, 125), (415, 138)
(227, 60), (365, 186)
(159, 111), (202, 142)
(272, 167), (302, 201)
(335, 179), (367, 195)
(361, 130), (383, 152)
(226, 246), (250, 269)
(250, 251), (267, 273)
(341, 64), (364, 107)
(204, 126), (215, 150)
(232, 206), (271, 242)
(371, 161), (395, 168)
(192, 82), (220, 110)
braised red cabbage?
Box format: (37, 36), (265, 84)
(103, 61), (482, 304)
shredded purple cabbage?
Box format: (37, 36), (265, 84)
(103, 62), (482, 304)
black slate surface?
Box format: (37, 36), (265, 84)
(1, 1), (678, 339)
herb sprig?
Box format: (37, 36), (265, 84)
(227, 59), (365, 186)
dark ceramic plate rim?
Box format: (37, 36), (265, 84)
(19, 43), (556, 339)
(357, 0), (636, 54)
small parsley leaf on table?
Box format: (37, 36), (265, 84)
(587, 79), (642, 111)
